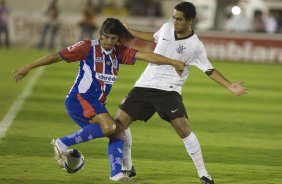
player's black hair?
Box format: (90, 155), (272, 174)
(100, 18), (134, 45)
(174, 2), (196, 20)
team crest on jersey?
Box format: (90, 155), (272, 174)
(176, 44), (185, 54)
(106, 61), (111, 65)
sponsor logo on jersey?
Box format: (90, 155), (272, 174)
(96, 73), (117, 84)
(176, 44), (186, 54)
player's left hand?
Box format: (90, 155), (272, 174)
(13, 66), (30, 83)
(228, 81), (248, 96)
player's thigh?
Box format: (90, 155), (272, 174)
(119, 88), (155, 122)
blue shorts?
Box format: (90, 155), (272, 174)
(65, 94), (108, 127)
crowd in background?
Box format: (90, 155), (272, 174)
(37, 0), (60, 50)
(225, 8), (281, 33)
(253, 10), (281, 33)
(37, 0), (98, 50)
(124, 0), (163, 17)
(0, 0), (164, 49)
(0, 0), (281, 49)
(0, 0), (10, 47)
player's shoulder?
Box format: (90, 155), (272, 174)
(91, 39), (100, 46)
(65, 40), (91, 52)
(114, 44), (137, 56)
(157, 22), (174, 37)
(190, 33), (204, 46)
(161, 22), (174, 30)
(114, 44), (128, 51)
(189, 33), (207, 54)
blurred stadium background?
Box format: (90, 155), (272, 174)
(2, 0), (282, 64)
(1, 0), (282, 184)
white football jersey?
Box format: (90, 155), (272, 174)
(134, 22), (214, 94)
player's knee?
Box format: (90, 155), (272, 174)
(114, 118), (127, 132)
(178, 130), (190, 138)
(111, 130), (125, 140)
(100, 121), (116, 136)
(91, 113), (118, 136)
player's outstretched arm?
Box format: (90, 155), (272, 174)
(123, 19), (155, 42)
(207, 69), (248, 96)
(13, 53), (62, 83)
(135, 51), (185, 76)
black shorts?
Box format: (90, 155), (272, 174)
(119, 87), (188, 122)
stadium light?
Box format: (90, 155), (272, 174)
(231, 6), (241, 15)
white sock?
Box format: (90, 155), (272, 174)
(121, 128), (133, 171)
(56, 138), (68, 151)
(182, 132), (209, 178)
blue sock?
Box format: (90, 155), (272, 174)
(108, 138), (124, 177)
(59, 123), (104, 147)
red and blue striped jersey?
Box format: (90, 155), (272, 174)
(59, 40), (137, 103)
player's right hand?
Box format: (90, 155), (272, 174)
(13, 66), (30, 83)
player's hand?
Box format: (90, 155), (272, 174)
(228, 81), (248, 96)
(13, 66), (30, 83)
(174, 60), (185, 76)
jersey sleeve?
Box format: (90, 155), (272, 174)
(153, 22), (171, 44)
(153, 29), (160, 44)
(190, 41), (214, 72)
(59, 40), (91, 62)
(117, 46), (138, 65)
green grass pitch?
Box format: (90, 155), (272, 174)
(0, 49), (282, 184)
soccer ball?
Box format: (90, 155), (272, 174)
(63, 149), (85, 174)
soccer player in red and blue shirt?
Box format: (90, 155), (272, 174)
(13, 18), (185, 181)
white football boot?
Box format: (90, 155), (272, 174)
(110, 172), (132, 181)
(51, 138), (68, 168)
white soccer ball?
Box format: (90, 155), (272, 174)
(63, 149), (84, 174)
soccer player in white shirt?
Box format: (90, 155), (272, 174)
(113, 2), (248, 184)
